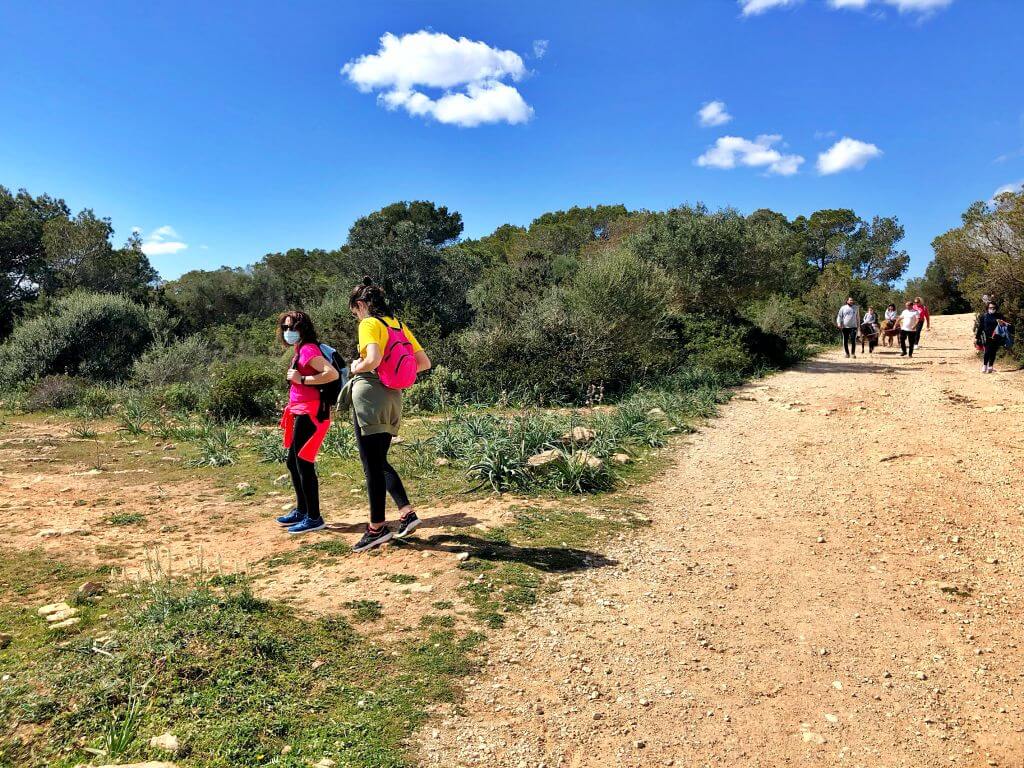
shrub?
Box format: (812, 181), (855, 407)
(188, 423), (239, 467)
(132, 336), (208, 387)
(405, 365), (464, 413)
(251, 428), (287, 463)
(205, 359), (281, 422)
(78, 386), (115, 418)
(0, 292), (152, 387)
(146, 382), (205, 413)
(23, 375), (86, 411)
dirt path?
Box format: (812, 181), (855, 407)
(424, 314), (1024, 768)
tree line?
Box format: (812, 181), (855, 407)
(0, 184), (916, 408)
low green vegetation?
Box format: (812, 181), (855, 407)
(0, 552), (480, 768)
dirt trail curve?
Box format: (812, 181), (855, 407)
(424, 313), (1024, 768)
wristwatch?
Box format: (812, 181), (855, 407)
(300, 375), (306, 385)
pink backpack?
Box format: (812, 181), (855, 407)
(375, 318), (418, 390)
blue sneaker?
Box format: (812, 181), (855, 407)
(288, 516), (326, 535)
(277, 508), (305, 527)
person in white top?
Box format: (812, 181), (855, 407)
(898, 301), (921, 358)
(835, 297), (861, 358)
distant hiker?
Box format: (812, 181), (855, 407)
(898, 301), (921, 358)
(343, 276), (432, 552)
(911, 296), (931, 347)
(836, 297), (861, 358)
(882, 303), (899, 347)
(860, 306), (880, 354)
(277, 310), (340, 534)
(976, 300), (1010, 373)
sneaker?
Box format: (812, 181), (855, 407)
(353, 525), (392, 552)
(394, 511), (422, 539)
(981, 365), (988, 373)
(987, 366), (995, 373)
(288, 516), (325, 535)
(277, 508), (305, 527)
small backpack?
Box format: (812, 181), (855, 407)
(375, 318), (418, 390)
(293, 342), (348, 420)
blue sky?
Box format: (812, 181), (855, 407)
(1, 0), (1022, 280)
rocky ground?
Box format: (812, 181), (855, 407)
(422, 313), (1024, 768)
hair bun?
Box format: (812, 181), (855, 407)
(361, 275), (373, 287)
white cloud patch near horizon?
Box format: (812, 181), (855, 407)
(743, 0), (952, 15)
(141, 225), (188, 256)
(342, 31), (534, 127)
(697, 135), (805, 176)
(817, 137), (883, 174)
(992, 180), (1024, 201)
(698, 100), (733, 127)
(740, 0), (799, 15)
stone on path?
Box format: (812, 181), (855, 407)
(149, 733), (181, 753)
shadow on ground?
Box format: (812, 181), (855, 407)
(400, 533), (617, 573)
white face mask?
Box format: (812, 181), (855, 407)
(283, 329), (301, 344)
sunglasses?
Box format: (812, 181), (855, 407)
(280, 323), (295, 331)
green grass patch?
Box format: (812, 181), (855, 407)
(0, 558), (481, 768)
(344, 599), (383, 623)
(107, 512), (145, 526)
(384, 574), (417, 585)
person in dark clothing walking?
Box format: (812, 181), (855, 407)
(976, 301), (1009, 373)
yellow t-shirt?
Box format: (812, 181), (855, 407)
(358, 316), (423, 359)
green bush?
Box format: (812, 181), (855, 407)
(405, 365), (463, 413)
(0, 292), (152, 387)
(205, 359), (281, 422)
(77, 386), (116, 418)
(146, 382), (205, 413)
(132, 336), (208, 386)
(23, 375), (86, 411)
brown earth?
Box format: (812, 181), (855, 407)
(0, 422), (540, 627)
(422, 313), (1024, 768)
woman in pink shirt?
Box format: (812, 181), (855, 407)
(275, 310), (339, 534)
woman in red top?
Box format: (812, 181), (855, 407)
(275, 310), (338, 534)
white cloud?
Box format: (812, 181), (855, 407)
(140, 225), (188, 256)
(698, 100), (732, 127)
(740, 0), (799, 15)
(532, 39), (549, 59)
(817, 137), (883, 174)
(747, 0), (952, 15)
(992, 180), (1024, 200)
(697, 134), (805, 176)
(342, 30), (534, 127)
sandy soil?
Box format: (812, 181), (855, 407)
(0, 424), (538, 625)
(421, 313), (1024, 768)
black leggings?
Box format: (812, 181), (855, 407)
(354, 419), (410, 525)
(984, 338), (1001, 367)
(841, 328), (858, 355)
(286, 414), (320, 521)
(899, 330), (916, 356)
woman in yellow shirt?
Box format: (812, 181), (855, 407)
(347, 277), (431, 552)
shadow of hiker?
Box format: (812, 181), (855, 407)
(323, 511), (482, 536)
(795, 359), (911, 375)
(398, 533), (617, 573)
(419, 512), (483, 530)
